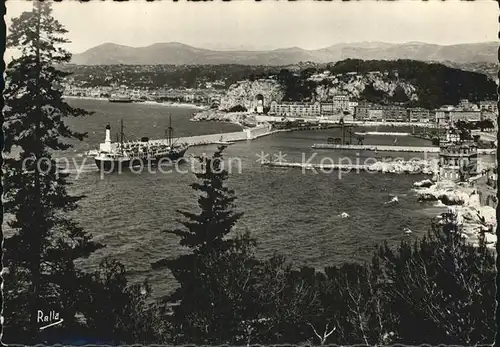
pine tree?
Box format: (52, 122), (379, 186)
(165, 145), (244, 252)
(3, 2), (102, 342)
(152, 146), (250, 343)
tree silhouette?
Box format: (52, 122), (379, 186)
(152, 146), (252, 343)
(2, 2), (102, 342)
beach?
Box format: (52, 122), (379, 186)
(63, 95), (208, 110)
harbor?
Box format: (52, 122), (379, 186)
(63, 99), (461, 298)
(4, 1), (498, 344)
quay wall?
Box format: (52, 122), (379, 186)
(244, 124), (273, 139)
(147, 124), (274, 146)
(147, 131), (247, 146)
(255, 115), (436, 128)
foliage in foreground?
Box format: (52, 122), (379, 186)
(2, 2), (103, 342)
(4, 141), (496, 345)
(147, 147), (496, 345)
(3, 3), (496, 344)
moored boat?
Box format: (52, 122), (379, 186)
(93, 117), (189, 172)
(109, 93), (133, 103)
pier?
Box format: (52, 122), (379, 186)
(311, 143), (440, 153)
(144, 124), (283, 147)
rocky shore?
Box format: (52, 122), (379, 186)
(366, 159), (436, 174)
(413, 178), (496, 248)
(191, 110), (257, 127)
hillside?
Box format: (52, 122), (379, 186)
(275, 60), (497, 108)
(62, 60), (496, 110)
(71, 41), (498, 66)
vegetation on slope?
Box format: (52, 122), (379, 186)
(325, 59), (497, 108)
(64, 59), (496, 109)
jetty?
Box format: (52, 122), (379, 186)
(261, 160), (435, 175)
(143, 124), (285, 147)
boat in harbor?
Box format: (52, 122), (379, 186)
(109, 93), (133, 103)
(213, 136), (235, 145)
(93, 117), (189, 171)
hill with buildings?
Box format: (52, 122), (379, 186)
(71, 41), (497, 66)
(279, 59), (497, 109)
(61, 60), (496, 111)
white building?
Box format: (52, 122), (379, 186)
(269, 101), (321, 117)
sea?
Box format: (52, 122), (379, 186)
(20, 99), (496, 299)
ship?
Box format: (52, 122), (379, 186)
(108, 93), (133, 103)
(93, 117), (189, 172)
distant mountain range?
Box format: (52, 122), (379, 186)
(71, 41), (498, 66)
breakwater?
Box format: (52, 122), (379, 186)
(311, 143), (496, 155)
(261, 159), (435, 174)
(145, 124), (277, 147)
(311, 143), (440, 153)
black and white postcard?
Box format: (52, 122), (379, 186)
(1, 0), (498, 345)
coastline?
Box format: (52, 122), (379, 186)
(413, 177), (497, 248)
(63, 95), (208, 110)
(191, 109), (442, 129)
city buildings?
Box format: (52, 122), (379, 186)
(354, 103), (407, 122)
(457, 99), (480, 111)
(269, 101), (321, 117)
(353, 102), (375, 120)
(347, 101), (359, 114)
(408, 108), (431, 122)
(382, 106), (408, 122)
(435, 104), (481, 126)
(320, 103), (339, 118)
(367, 108), (384, 121)
(479, 100), (498, 114)
(61, 79), (495, 126)
(435, 106), (454, 126)
(331, 94), (350, 111)
(438, 128), (478, 181)
(450, 110), (482, 123)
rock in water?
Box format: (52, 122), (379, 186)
(413, 179), (435, 188)
(384, 196), (399, 205)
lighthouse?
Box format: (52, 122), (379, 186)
(105, 123), (111, 143)
(100, 124), (113, 152)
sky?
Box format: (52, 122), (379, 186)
(5, 0), (498, 54)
